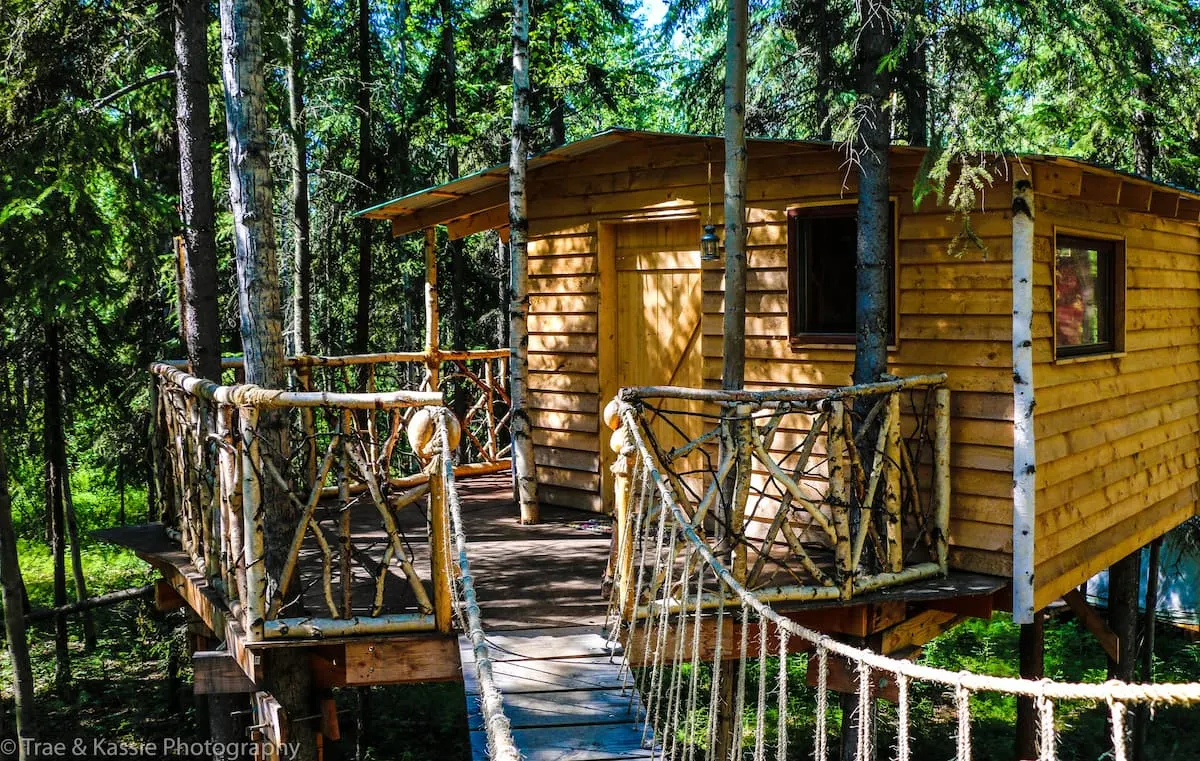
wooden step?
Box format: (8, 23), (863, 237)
(468, 723), (656, 761)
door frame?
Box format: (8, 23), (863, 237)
(596, 213), (702, 512)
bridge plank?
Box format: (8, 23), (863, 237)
(481, 626), (622, 661)
(466, 687), (639, 730)
(469, 724), (656, 761)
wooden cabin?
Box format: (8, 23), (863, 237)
(360, 128), (1200, 619)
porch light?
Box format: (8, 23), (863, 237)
(700, 224), (721, 261)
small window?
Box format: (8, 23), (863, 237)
(787, 203), (895, 344)
(1054, 235), (1123, 358)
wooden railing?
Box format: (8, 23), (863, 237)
(606, 374), (951, 617)
(149, 351), (510, 641)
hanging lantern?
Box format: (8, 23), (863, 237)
(700, 224), (721, 262)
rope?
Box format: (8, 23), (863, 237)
(1109, 698), (1128, 761)
(777, 630), (789, 761)
(814, 644), (828, 761)
(617, 402), (1200, 706)
(438, 412), (521, 761)
(955, 676), (971, 761)
(896, 672), (910, 761)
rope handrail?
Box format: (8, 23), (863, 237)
(437, 411), (522, 761)
(616, 398), (1200, 761)
(151, 361), (443, 409)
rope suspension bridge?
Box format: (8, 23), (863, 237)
(126, 354), (1200, 761)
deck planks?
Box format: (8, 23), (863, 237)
(460, 625), (654, 761)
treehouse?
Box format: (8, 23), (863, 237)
(359, 127), (1200, 621)
(107, 128), (1200, 758)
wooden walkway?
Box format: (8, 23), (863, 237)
(460, 627), (655, 761)
(454, 476), (656, 760)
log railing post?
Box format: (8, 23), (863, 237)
(296, 364), (317, 490)
(238, 404), (267, 641)
(730, 403), (753, 584)
(429, 437), (454, 634)
(424, 228), (440, 391)
(609, 426), (637, 618)
(884, 392), (903, 572)
(484, 359), (497, 462)
(827, 400), (852, 596)
(932, 385), (952, 573)
(338, 410), (353, 618)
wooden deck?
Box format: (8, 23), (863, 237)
(98, 470), (1007, 759)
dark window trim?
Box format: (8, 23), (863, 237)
(786, 202), (897, 346)
(1053, 233), (1125, 360)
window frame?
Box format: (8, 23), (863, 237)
(786, 200), (898, 348)
(1052, 228), (1127, 361)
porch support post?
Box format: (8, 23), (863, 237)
(424, 227), (440, 390)
(1012, 177), (1037, 624)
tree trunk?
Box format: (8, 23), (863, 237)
(1132, 35), (1155, 178)
(852, 0), (893, 389)
(721, 0), (748, 392)
(44, 321), (71, 691)
(61, 468), (97, 650)
(509, 0), (539, 523)
(0, 441), (36, 757)
(217, 0), (316, 756)
(842, 3), (893, 756)
(287, 0), (311, 356)
(352, 0), (374, 355)
(1108, 550), (1140, 681)
(174, 0), (222, 382)
(441, 0), (466, 351)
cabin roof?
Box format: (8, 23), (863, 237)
(356, 127), (1200, 234)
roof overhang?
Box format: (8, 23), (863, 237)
(356, 128), (1200, 239)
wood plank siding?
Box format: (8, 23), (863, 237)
(1031, 192), (1200, 609)
(521, 141), (1020, 580)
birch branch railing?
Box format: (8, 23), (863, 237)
(605, 387), (1200, 761)
(185, 348), (513, 472)
(606, 374), (951, 619)
(150, 359), (474, 641)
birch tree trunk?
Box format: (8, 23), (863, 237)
(174, 0), (222, 382)
(721, 0), (748, 392)
(218, 0), (316, 756)
(509, 0), (539, 523)
(287, 0), (311, 355)
(43, 321), (70, 691)
(715, 3), (748, 757)
(352, 0), (374, 355)
(0, 441), (36, 758)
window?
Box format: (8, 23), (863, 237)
(1054, 234), (1123, 358)
(787, 203), (895, 344)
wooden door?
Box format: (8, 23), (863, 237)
(612, 220), (705, 494)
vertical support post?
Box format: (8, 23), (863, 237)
(883, 392), (903, 572)
(428, 442), (453, 634)
(932, 385), (952, 573)
(730, 403), (752, 583)
(424, 227), (440, 391)
(238, 404), (266, 642)
(484, 360), (497, 461)
(338, 410), (353, 618)
(1015, 608), (1044, 760)
(827, 400), (852, 597)
(1132, 536), (1162, 761)
(1012, 177), (1037, 624)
